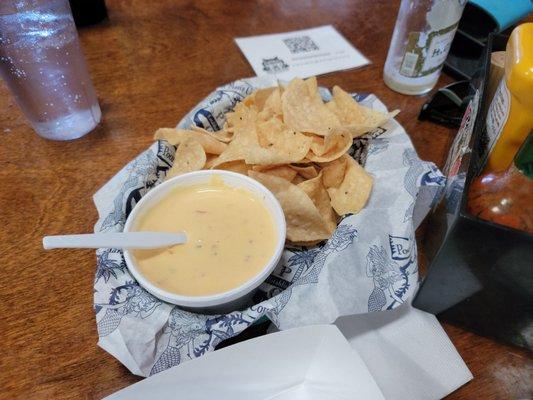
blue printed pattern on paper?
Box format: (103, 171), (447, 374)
(270, 225), (357, 317)
(402, 148), (426, 222)
(95, 248), (127, 283)
(96, 280), (161, 337)
(150, 309), (259, 375)
(366, 233), (417, 311)
(180, 80), (255, 132)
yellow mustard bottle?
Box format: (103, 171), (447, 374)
(484, 23), (533, 173)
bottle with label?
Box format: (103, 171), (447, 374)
(467, 23), (533, 233)
(482, 23), (533, 173)
(383, 0), (466, 95)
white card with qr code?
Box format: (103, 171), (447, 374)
(235, 25), (369, 80)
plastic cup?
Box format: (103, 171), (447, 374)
(0, 0), (101, 140)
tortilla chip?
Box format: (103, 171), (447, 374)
(155, 128), (227, 154)
(214, 113), (312, 167)
(289, 164), (318, 179)
(166, 139), (206, 179)
(291, 158), (314, 165)
(327, 155), (373, 215)
(216, 160), (252, 175)
(155, 78), (378, 243)
(252, 165), (298, 181)
(222, 121), (234, 134)
(225, 102), (256, 131)
(320, 157), (348, 188)
(209, 133), (252, 166)
(326, 86), (398, 137)
(297, 174), (337, 233)
(211, 106), (259, 167)
(291, 175), (307, 185)
(204, 154), (218, 169)
(243, 87), (276, 109)
(287, 239), (323, 247)
(281, 77), (340, 136)
(190, 125), (234, 143)
(249, 171), (332, 242)
(258, 88), (283, 121)
(307, 131), (352, 162)
(244, 118), (312, 165)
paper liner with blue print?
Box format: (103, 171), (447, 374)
(93, 77), (445, 377)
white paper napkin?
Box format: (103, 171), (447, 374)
(106, 306), (472, 400)
(235, 26), (369, 80)
(104, 325), (386, 400)
(335, 303), (473, 400)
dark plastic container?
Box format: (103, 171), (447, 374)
(413, 33), (533, 350)
(69, 0), (107, 27)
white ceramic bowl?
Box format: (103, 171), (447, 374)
(123, 170), (286, 313)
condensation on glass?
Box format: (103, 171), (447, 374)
(0, 0), (101, 140)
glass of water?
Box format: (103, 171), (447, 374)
(0, 0), (101, 140)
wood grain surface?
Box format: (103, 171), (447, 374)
(0, 1), (531, 398)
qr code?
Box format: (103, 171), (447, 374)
(283, 36), (319, 54)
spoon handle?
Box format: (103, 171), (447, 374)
(43, 232), (187, 250)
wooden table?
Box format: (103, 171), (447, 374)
(1, 1), (531, 398)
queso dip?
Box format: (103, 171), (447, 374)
(131, 177), (278, 296)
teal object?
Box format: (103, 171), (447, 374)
(469, 0), (533, 32)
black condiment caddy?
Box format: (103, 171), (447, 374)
(413, 34), (533, 350)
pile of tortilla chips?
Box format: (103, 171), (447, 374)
(154, 77), (398, 245)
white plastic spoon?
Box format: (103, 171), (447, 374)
(42, 231), (187, 250)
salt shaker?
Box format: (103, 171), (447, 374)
(383, 0), (466, 95)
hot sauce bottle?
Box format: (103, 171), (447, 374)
(468, 133), (532, 232)
(467, 24), (533, 232)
